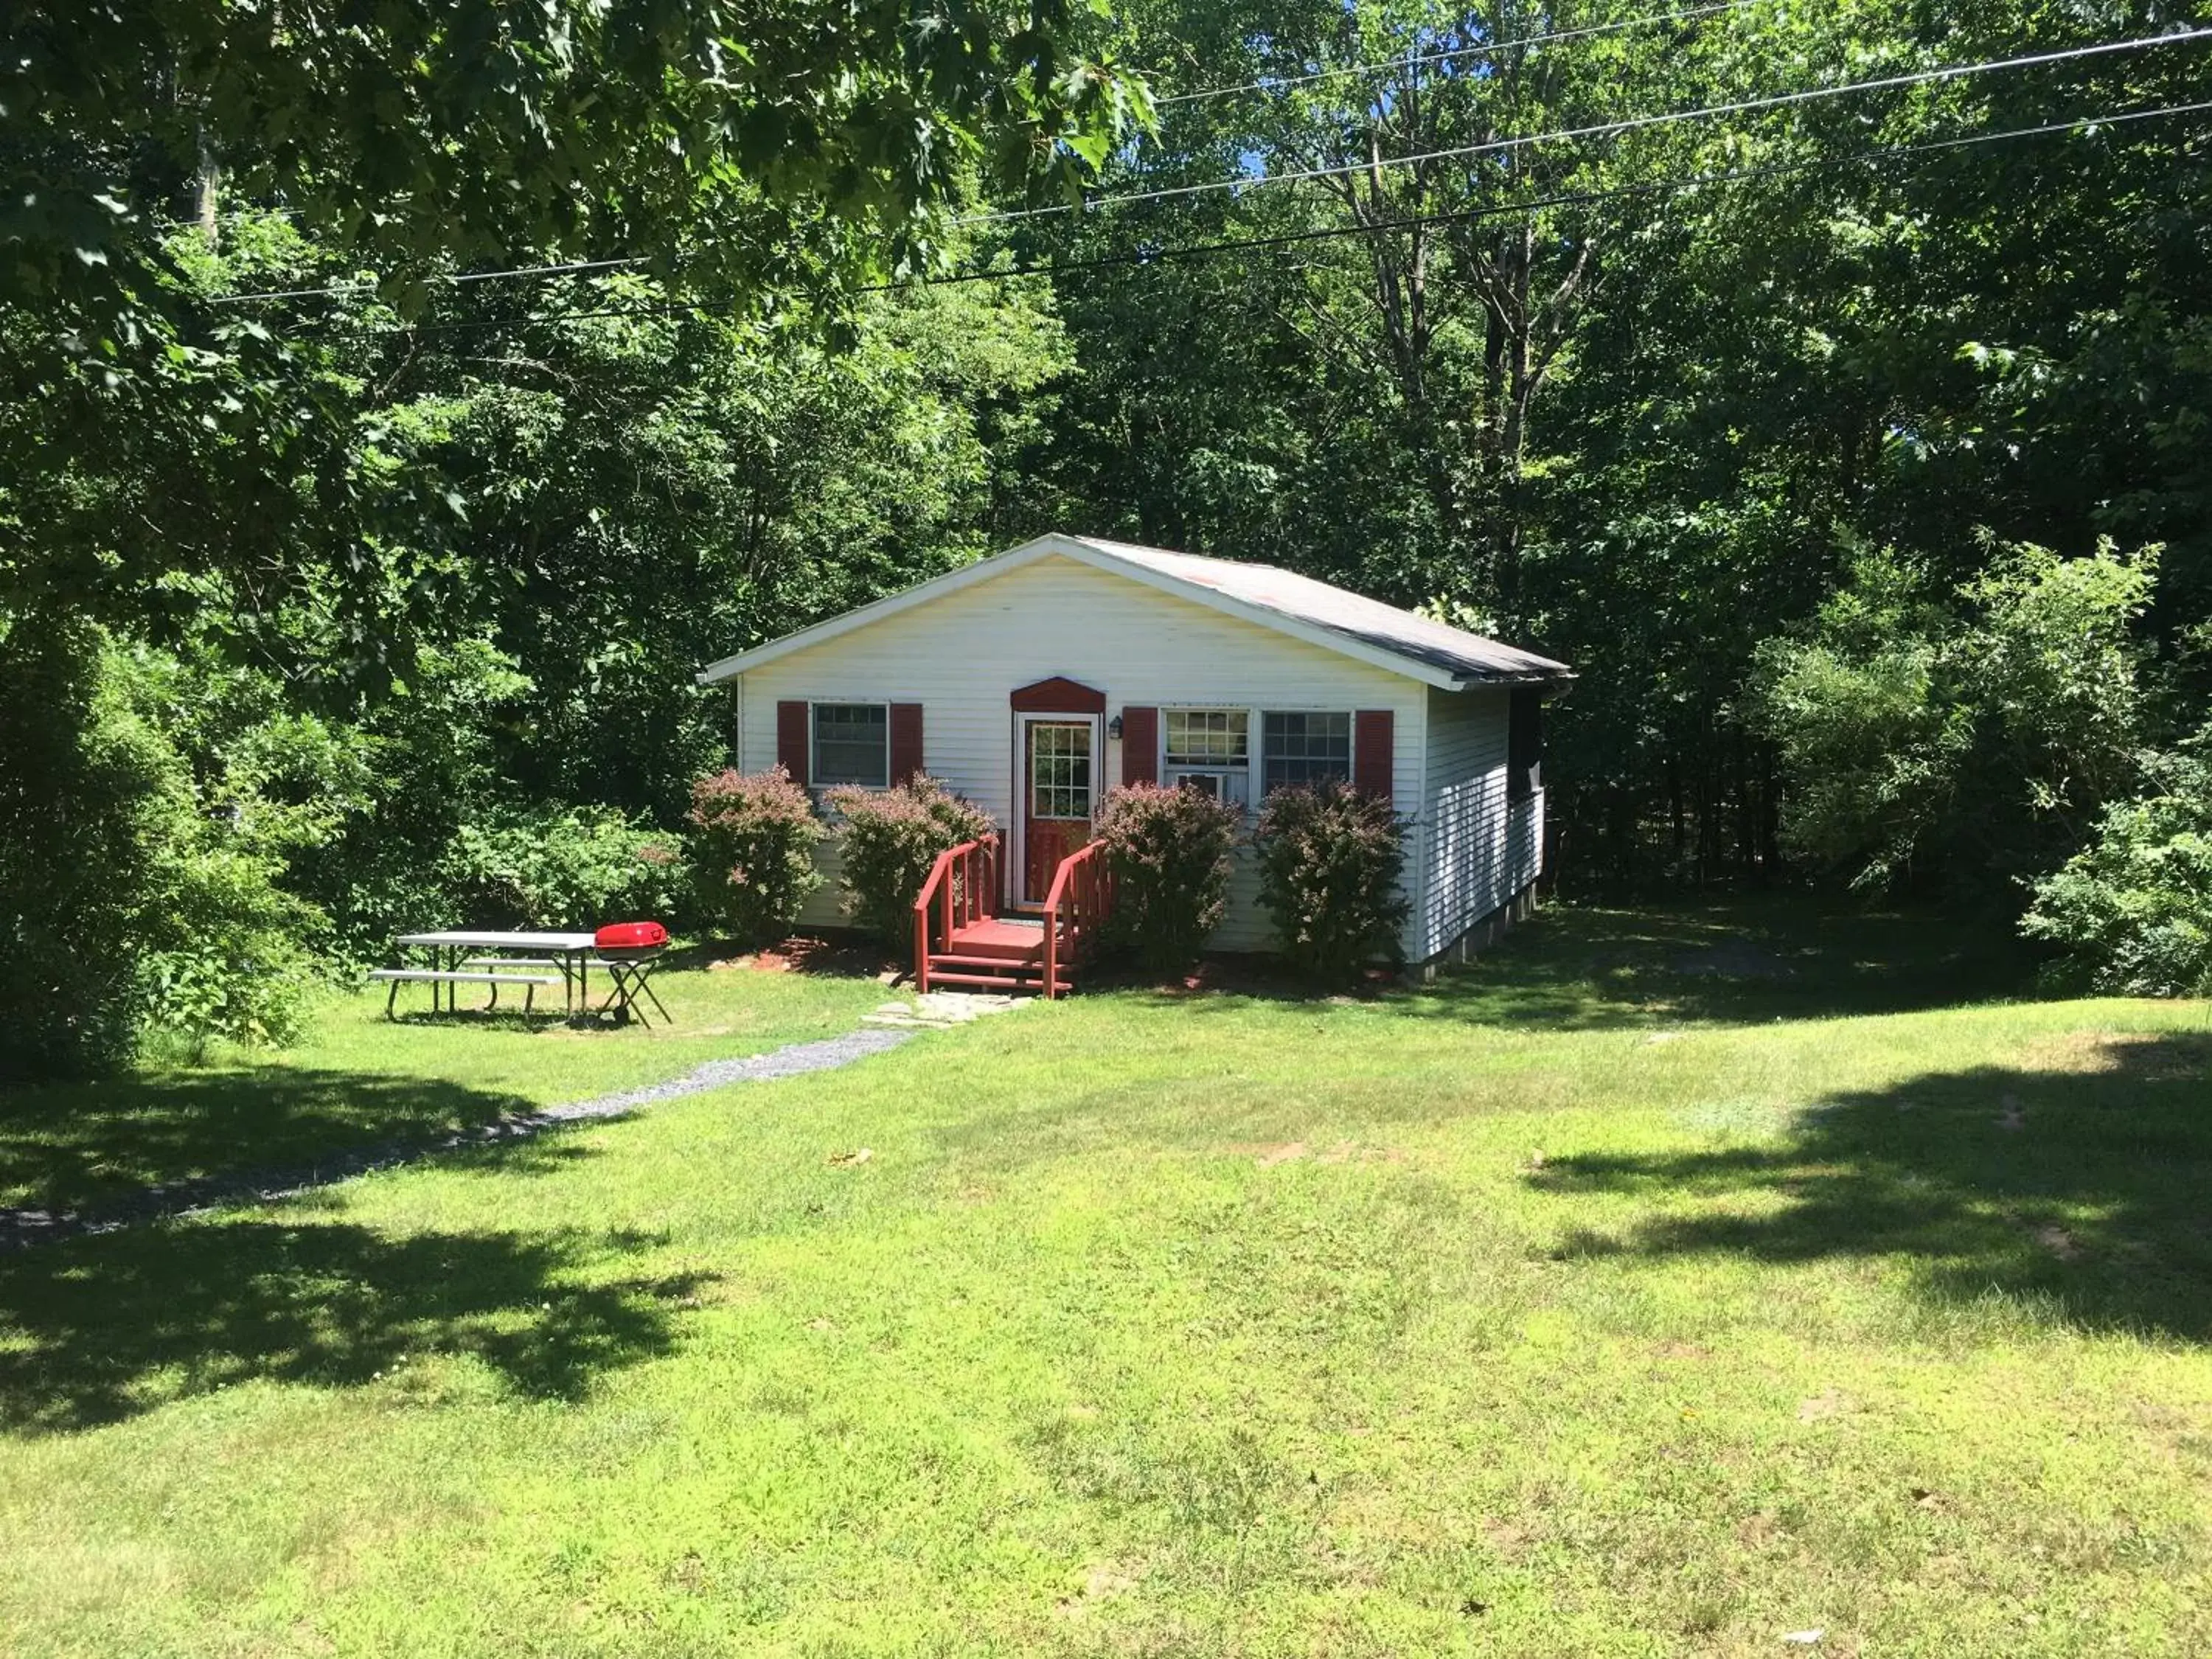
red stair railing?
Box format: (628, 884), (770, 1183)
(913, 832), (999, 993)
(1040, 841), (1114, 999)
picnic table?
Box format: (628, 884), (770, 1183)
(370, 930), (669, 1026)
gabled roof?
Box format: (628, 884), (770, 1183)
(696, 532), (1573, 691)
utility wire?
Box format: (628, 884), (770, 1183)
(211, 27), (2212, 308)
(1153, 0), (1770, 106)
(172, 2), (1759, 242)
(327, 97), (2212, 340)
(975, 24), (2212, 223)
(212, 254), (641, 306)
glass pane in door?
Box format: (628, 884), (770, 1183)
(1029, 723), (1092, 819)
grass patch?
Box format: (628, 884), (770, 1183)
(1, 899), (2208, 1655)
(0, 964), (890, 1211)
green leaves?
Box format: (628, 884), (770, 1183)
(1749, 541), (2161, 899)
(7, 0), (1147, 339)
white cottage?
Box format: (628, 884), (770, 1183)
(697, 532), (1571, 986)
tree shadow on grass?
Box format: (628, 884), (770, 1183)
(0, 1068), (542, 1217)
(0, 1217), (707, 1433)
(1410, 898), (2045, 1029)
(384, 1007), (574, 1032)
(1133, 898), (2042, 1030)
(1528, 1029), (2212, 1340)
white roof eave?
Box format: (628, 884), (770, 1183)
(696, 532), (1568, 691)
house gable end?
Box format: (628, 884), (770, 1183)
(698, 533), (1465, 690)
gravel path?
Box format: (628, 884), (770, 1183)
(0, 1027), (915, 1253)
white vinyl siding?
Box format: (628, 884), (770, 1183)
(734, 553), (1427, 952)
(1417, 684), (1543, 960)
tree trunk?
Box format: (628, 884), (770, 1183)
(1490, 221), (1536, 619)
(195, 126), (220, 247)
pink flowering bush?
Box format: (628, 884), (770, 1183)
(1093, 782), (1239, 973)
(686, 765), (824, 943)
(826, 775), (995, 944)
(1252, 779), (1408, 984)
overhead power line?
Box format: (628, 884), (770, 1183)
(212, 255), (640, 307)
(181, 1), (1761, 245)
(975, 24), (2212, 223)
(212, 27), (2212, 308)
(340, 97), (2212, 339)
(1152, 0), (1771, 106)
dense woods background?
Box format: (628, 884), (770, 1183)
(6, 0), (2210, 1074)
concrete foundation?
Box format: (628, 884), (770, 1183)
(1409, 883), (1538, 981)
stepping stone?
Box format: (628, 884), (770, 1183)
(862, 992), (1026, 1029)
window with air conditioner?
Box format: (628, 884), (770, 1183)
(1163, 708), (1251, 805)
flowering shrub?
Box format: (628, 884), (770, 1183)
(1093, 783), (1239, 973)
(1252, 779), (1408, 984)
(827, 776), (995, 944)
(686, 765), (825, 944)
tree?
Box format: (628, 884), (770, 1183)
(0, 5), (1138, 1074)
(1015, 0), (2212, 890)
(3, 0), (1143, 625)
(6, 0), (1142, 321)
(1750, 542), (2158, 900)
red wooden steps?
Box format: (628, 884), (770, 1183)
(913, 834), (1110, 998)
(942, 919), (1048, 961)
(922, 919), (1066, 995)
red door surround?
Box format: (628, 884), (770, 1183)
(1010, 680), (1105, 908)
(1009, 675), (1107, 714)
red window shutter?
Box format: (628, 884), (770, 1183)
(776, 700), (810, 785)
(1120, 706), (1158, 786)
(1354, 709), (1394, 804)
(889, 703), (925, 785)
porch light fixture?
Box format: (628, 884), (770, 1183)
(1107, 714), (1124, 740)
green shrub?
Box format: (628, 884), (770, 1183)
(1094, 783), (1239, 973)
(1252, 779), (1408, 984)
(0, 624), (167, 1078)
(0, 627), (321, 1077)
(448, 807), (686, 929)
(284, 639), (535, 955)
(686, 765), (824, 943)
(826, 776), (995, 945)
(1750, 541), (2156, 896)
(138, 845), (319, 1058)
(2021, 745), (2212, 997)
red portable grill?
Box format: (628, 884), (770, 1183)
(594, 920), (668, 959)
(591, 921), (671, 1026)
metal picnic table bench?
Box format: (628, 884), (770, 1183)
(369, 930), (669, 1026)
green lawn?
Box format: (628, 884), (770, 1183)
(2, 902), (2208, 1657)
(0, 959), (892, 1213)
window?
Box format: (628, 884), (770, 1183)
(1029, 722), (1093, 818)
(813, 703), (888, 787)
(1508, 689), (1544, 801)
(1164, 708), (1251, 805)
(1165, 709), (1248, 768)
(1262, 711), (1352, 793)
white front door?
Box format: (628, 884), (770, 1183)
(1014, 712), (1100, 906)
